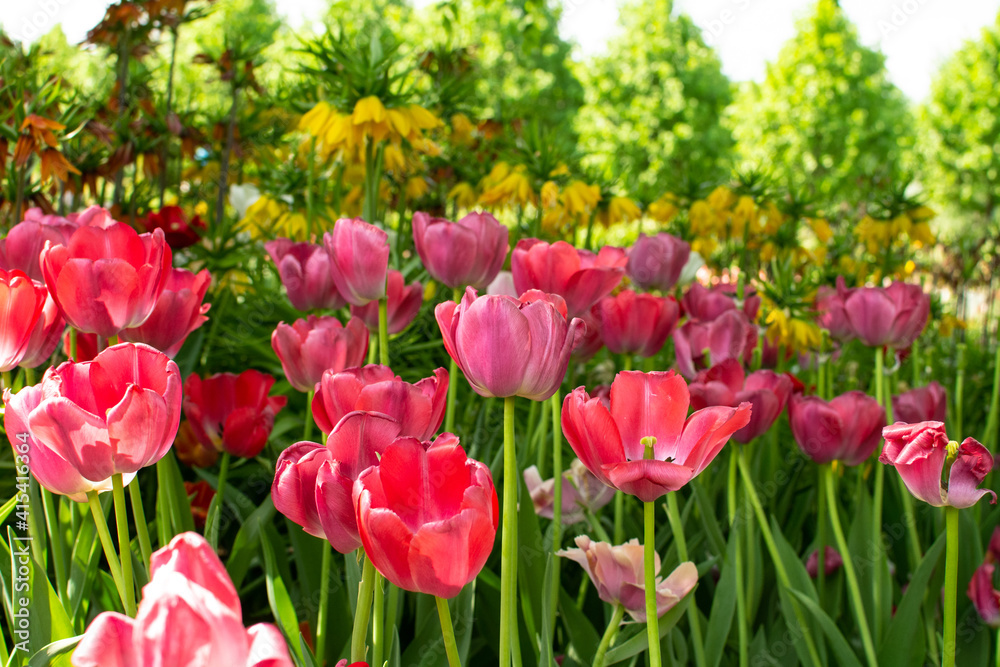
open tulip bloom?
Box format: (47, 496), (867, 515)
(0, 268), (48, 372)
(412, 210), (509, 290)
(265, 238), (347, 311)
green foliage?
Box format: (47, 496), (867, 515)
(729, 0), (913, 209)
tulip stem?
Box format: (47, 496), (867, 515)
(872, 346), (886, 641)
(367, 331), (378, 365)
(112, 474), (137, 616)
(40, 489), (68, 605)
(352, 554), (377, 662)
(665, 493), (707, 667)
(436, 596), (463, 667)
(593, 604), (625, 667)
(205, 451), (231, 549)
(499, 396), (518, 667)
(824, 466), (878, 667)
(372, 573), (385, 667)
(444, 287), (462, 433)
(128, 482), (153, 571)
(547, 392), (563, 654)
(86, 491), (127, 609)
(643, 499), (661, 667)
(69, 328), (78, 362)
(943, 507), (960, 667)
(816, 466), (827, 609)
(727, 448), (748, 667)
(378, 298), (390, 367)
(613, 492), (624, 544)
(736, 449), (822, 667)
(315, 541), (331, 664)
(304, 388), (315, 442)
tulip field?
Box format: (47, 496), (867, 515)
(2, 2), (1000, 667)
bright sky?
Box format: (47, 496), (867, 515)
(3, 0), (997, 101)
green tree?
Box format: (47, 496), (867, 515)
(575, 0), (733, 198)
(729, 0), (913, 209)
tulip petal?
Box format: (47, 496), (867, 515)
(609, 371), (689, 461)
(603, 459), (695, 502)
(72, 612), (137, 667)
(561, 389), (624, 488)
(946, 438), (996, 508)
(455, 294), (531, 398)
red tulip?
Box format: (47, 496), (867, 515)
(592, 290), (680, 357)
(184, 480), (216, 528)
(412, 210), (509, 289)
(40, 219), (172, 338)
(19, 294), (66, 369)
(673, 310), (758, 379)
(264, 238), (347, 311)
(805, 546), (843, 578)
(120, 268), (211, 358)
(142, 205), (206, 249)
(3, 343), (181, 499)
(880, 421), (996, 508)
(968, 527), (1000, 627)
(893, 381), (946, 424)
(182, 370), (288, 459)
(354, 433), (499, 598)
(843, 282), (930, 348)
(681, 283), (760, 322)
(323, 217), (390, 306)
(174, 420), (220, 468)
(272, 411), (401, 553)
(436, 287), (584, 401)
(788, 391), (884, 466)
(0, 216), (76, 282)
(0, 269), (48, 371)
(311, 364), (448, 439)
(511, 238), (626, 317)
(689, 359), (793, 443)
(271, 315), (369, 393)
(350, 270), (423, 334)
(562, 370), (751, 502)
(626, 232), (691, 292)
(557, 535), (698, 622)
(815, 276), (854, 342)
(72, 532), (293, 667)
(66, 205), (116, 228)
(523, 458), (615, 524)
(62, 330), (99, 363)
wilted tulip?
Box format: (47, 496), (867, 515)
(681, 283), (760, 322)
(968, 527), (1000, 627)
(72, 532), (294, 667)
(626, 232), (691, 292)
(4, 343), (182, 500)
(436, 287), (584, 401)
(844, 282), (930, 349)
(511, 238), (626, 317)
(271, 315), (369, 393)
(142, 205), (206, 249)
(412, 210), (509, 290)
(688, 359), (793, 443)
(354, 433), (498, 598)
(183, 370), (287, 459)
(350, 270), (423, 334)
(323, 218), (390, 306)
(523, 458), (615, 524)
(562, 371), (751, 502)
(0, 269), (48, 372)
(893, 381), (947, 424)
(264, 238), (347, 312)
(311, 364), (448, 439)
(120, 268), (211, 358)
(673, 310), (758, 379)
(557, 535), (698, 622)
(592, 290), (680, 358)
(880, 421), (996, 508)
(40, 219), (172, 338)
(788, 391), (884, 466)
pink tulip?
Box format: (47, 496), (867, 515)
(62, 330), (99, 363)
(681, 283), (760, 322)
(626, 232), (691, 292)
(272, 411), (401, 553)
(3, 343), (181, 499)
(0, 269), (48, 371)
(486, 270), (518, 297)
(968, 527), (1000, 627)
(562, 370), (751, 501)
(843, 281), (930, 349)
(40, 219), (172, 338)
(893, 381), (947, 424)
(436, 287), (584, 401)
(264, 238), (347, 311)
(557, 535), (698, 622)
(523, 458), (615, 524)
(271, 315), (369, 393)
(805, 546), (843, 578)
(0, 216), (76, 282)
(72, 532), (293, 667)
(183, 370), (288, 458)
(354, 433), (499, 598)
(788, 391), (884, 466)
(19, 294), (66, 369)
(673, 310), (758, 379)
(815, 276), (854, 342)
(880, 421), (996, 508)
(571, 311), (604, 362)
(350, 270), (423, 334)
(511, 238), (626, 317)
(592, 290), (680, 357)
(412, 210), (509, 289)
(323, 218), (390, 306)
(311, 364), (448, 439)
(120, 268), (211, 358)
(689, 359), (793, 443)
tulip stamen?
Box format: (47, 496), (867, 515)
(641, 436), (656, 460)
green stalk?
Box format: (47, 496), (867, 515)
(955, 343), (966, 439)
(499, 396), (518, 667)
(943, 507), (960, 667)
(816, 466), (828, 609)
(983, 344), (1000, 451)
(112, 474), (136, 616)
(87, 491), (125, 605)
(306, 136), (316, 241)
(642, 439), (661, 667)
(205, 451), (231, 549)
(665, 493), (706, 667)
(368, 330), (378, 365)
(352, 554), (377, 662)
(128, 482), (153, 570)
(372, 574), (385, 667)
(40, 489), (68, 604)
(728, 448), (747, 667)
(69, 329), (78, 362)
(379, 298), (390, 367)
(315, 541), (332, 663)
(436, 596), (463, 667)
(872, 346), (886, 641)
(585, 508), (612, 543)
(445, 287), (462, 433)
(593, 605), (626, 667)
(613, 492), (625, 545)
(824, 466), (878, 667)
(546, 392), (563, 654)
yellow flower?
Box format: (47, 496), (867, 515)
(691, 237), (717, 258)
(549, 163), (570, 178)
(423, 281), (438, 301)
(808, 217), (833, 244)
(938, 314), (967, 338)
(730, 195), (757, 240)
(689, 200), (721, 237)
(383, 144), (406, 174)
(765, 307), (821, 353)
(448, 182), (478, 209)
(540, 181), (560, 209)
(562, 181), (601, 217)
(352, 96), (390, 143)
(910, 222), (935, 247)
(706, 185), (735, 213)
(889, 213), (912, 238)
(451, 113), (475, 145)
(596, 196), (641, 227)
(648, 195), (679, 223)
(299, 101), (333, 136)
(908, 205), (936, 222)
(479, 164), (535, 208)
(405, 176), (429, 200)
(194, 201), (209, 217)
